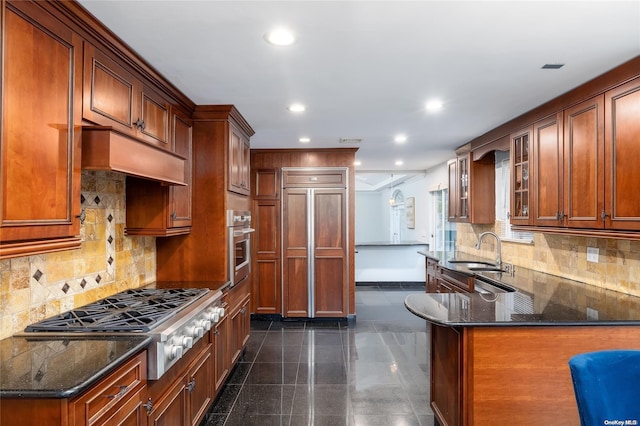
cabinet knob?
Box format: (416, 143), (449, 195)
(133, 118), (146, 131)
(143, 398), (154, 415)
(75, 209), (86, 224)
(601, 211), (610, 221)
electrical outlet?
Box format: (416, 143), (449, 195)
(587, 307), (599, 320)
(587, 247), (599, 263)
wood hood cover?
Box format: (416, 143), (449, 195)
(81, 126), (186, 185)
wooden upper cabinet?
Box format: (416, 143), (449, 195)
(253, 168), (280, 199)
(510, 127), (532, 226)
(448, 153), (494, 224)
(447, 159), (458, 222)
(83, 42), (171, 150)
(532, 113), (564, 226)
(1, 2), (83, 258)
(125, 109), (192, 236)
(228, 122), (250, 195)
(168, 109), (193, 229)
(604, 78), (640, 230)
(563, 95), (604, 229)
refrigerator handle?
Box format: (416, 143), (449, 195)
(308, 188), (315, 318)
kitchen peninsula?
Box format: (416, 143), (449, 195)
(407, 251), (640, 426)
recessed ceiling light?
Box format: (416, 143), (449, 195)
(425, 100), (443, 112)
(354, 160), (362, 166)
(394, 134), (407, 143)
(298, 137), (311, 143)
(287, 103), (306, 113)
(395, 160), (404, 166)
(264, 28), (296, 46)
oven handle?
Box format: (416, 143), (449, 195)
(233, 228), (255, 237)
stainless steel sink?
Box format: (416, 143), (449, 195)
(474, 279), (516, 294)
(448, 259), (494, 266)
(468, 266), (507, 273)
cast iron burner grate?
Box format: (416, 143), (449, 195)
(25, 288), (209, 332)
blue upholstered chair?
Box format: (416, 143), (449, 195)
(568, 350), (640, 426)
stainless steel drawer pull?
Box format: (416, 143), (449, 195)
(106, 385), (128, 399)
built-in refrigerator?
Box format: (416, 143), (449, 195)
(282, 168), (348, 318)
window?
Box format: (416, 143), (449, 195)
(390, 189), (405, 241)
(495, 151), (533, 243)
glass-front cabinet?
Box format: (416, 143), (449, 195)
(510, 127), (532, 225)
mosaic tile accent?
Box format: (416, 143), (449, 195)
(0, 170), (158, 339)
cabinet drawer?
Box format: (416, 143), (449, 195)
(438, 267), (474, 293)
(70, 351), (146, 425)
(283, 169), (346, 188)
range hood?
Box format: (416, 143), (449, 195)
(81, 126), (186, 185)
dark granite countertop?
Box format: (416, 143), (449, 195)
(356, 241), (429, 247)
(0, 336), (151, 398)
(407, 250), (640, 327)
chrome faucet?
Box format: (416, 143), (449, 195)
(475, 231), (502, 268)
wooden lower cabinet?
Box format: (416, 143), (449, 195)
(147, 343), (212, 426)
(425, 257), (444, 293)
(212, 310), (230, 393)
(229, 293), (251, 365)
(431, 324), (640, 425)
(69, 351), (147, 426)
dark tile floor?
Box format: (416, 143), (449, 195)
(201, 283), (433, 426)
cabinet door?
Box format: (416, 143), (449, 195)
(510, 127), (532, 226)
(447, 159), (458, 222)
(212, 313), (229, 393)
(564, 96), (605, 229)
(254, 199), (281, 314)
(604, 78), (640, 230)
(254, 169), (280, 199)
(186, 346), (213, 426)
(533, 113), (564, 226)
(1, 3), (83, 258)
(313, 188), (348, 317)
(138, 84), (170, 149)
(147, 374), (187, 426)
(229, 294), (251, 365)
(83, 42), (138, 134)
(228, 123), (250, 195)
(169, 110), (193, 228)
(457, 154), (470, 221)
(283, 188), (310, 317)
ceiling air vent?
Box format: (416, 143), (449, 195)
(339, 138), (362, 144)
(541, 63), (565, 69)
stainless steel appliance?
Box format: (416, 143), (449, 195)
(227, 210), (254, 286)
(22, 288), (225, 380)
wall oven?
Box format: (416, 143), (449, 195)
(227, 210), (254, 286)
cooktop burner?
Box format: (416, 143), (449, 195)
(25, 288), (209, 333)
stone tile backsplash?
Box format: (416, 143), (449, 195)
(456, 223), (640, 297)
(0, 171), (156, 339)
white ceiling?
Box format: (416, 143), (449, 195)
(77, 1), (640, 172)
